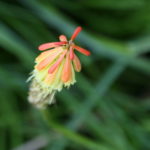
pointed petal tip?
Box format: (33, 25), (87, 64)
(38, 44), (47, 51)
(85, 51), (91, 56)
(59, 35), (68, 42)
(76, 26), (82, 31)
(71, 26), (82, 41)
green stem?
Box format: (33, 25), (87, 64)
(41, 109), (110, 150)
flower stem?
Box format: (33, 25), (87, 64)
(41, 108), (110, 150)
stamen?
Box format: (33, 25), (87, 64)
(38, 41), (67, 51)
(71, 26), (82, 41)
(59, 35), (68, 42)
(48, 50), (67, 74)
(73, 45), (91, 56)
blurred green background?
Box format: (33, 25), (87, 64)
(0, 0), (150, 150)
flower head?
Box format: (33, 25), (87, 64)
(28, 26), (91, 108)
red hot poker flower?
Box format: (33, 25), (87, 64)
(28, 26), (91, 108)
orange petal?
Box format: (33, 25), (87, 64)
(45, 67), (58, 84)
(35, 47), (62, 63)
(73, 45), (91, 56)
(69, 47), (74, 60)
(73, 54), (81, 72)
(36, 50), (52, 63)
(61, 53), (72, 83)
(38, 41), (67, 51)
(59, 35), (68, 42)
(48, 50), (67, 74)
(36, 49), (63, 70)
(71, 26), (82, 41)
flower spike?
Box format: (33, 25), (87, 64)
(28, 26), (91, 108)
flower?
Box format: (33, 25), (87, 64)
(28, 26), (91, 108)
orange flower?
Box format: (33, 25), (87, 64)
(28, 26), (91, 108)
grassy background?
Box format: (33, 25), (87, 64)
(0, 0), (150, 150)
